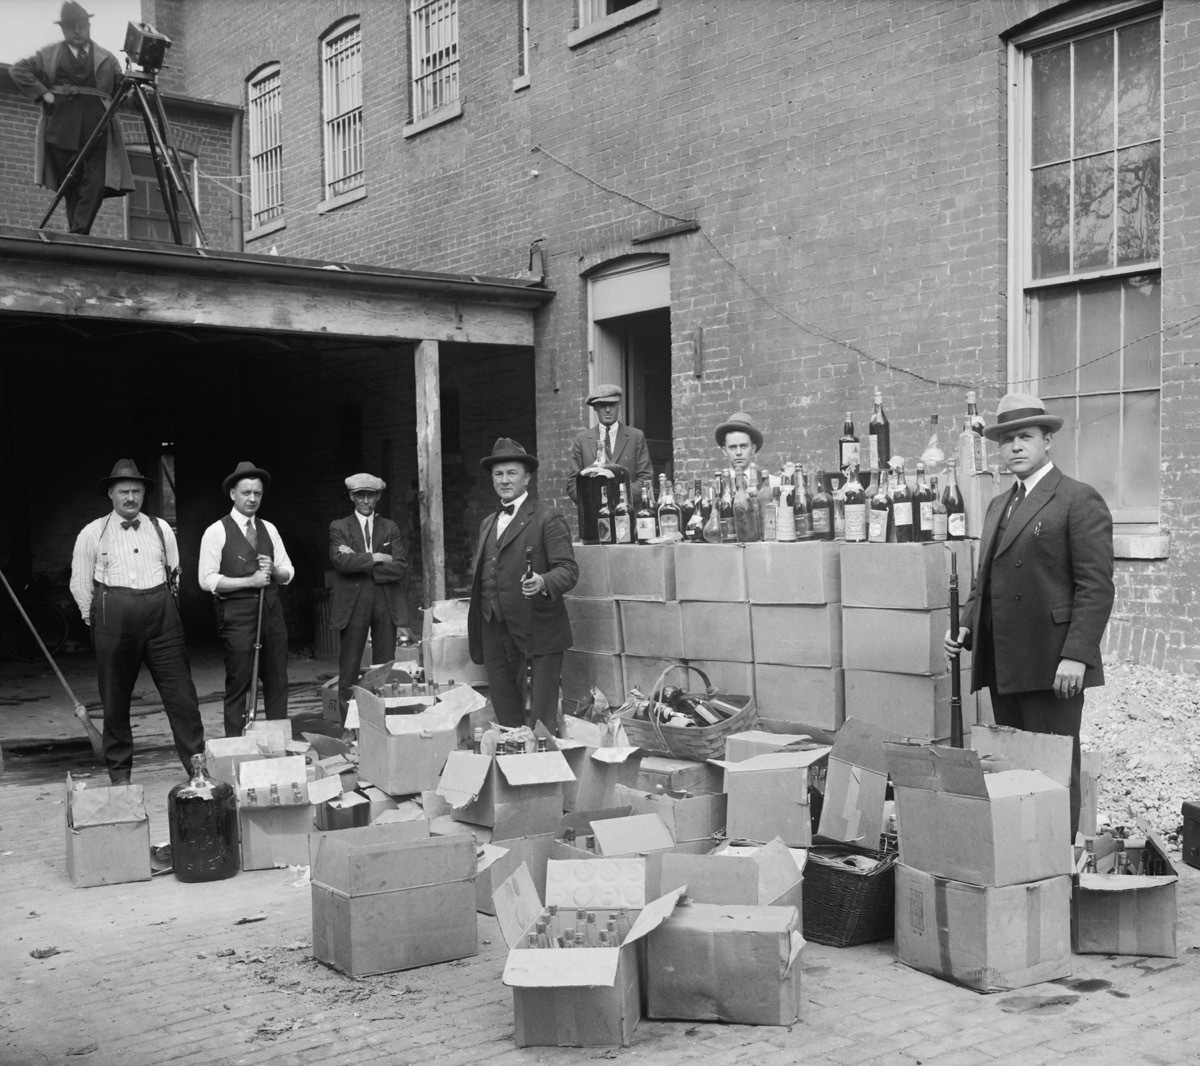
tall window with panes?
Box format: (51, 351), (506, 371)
(579, 0), (641, 27)
(247, 64), (283, 227)
(1011, 11), (1161, 525)
(321, 19), (364, 200)
(411, 0), (458, 121)
(126, 149), (195, 246)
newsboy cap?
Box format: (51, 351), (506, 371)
(586, 383), (623, 407)
(345, 473), (386, 493)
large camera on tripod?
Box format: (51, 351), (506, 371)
(123, 21), (172, 74)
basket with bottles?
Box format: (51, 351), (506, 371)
(615, 662), (756, 760)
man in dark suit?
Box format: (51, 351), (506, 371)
(469, 439), (579, 731)
(329, 473), (410, 724)
(10, 2), (134, 234)
(567, 384), (654, 504)
(946, 393), (1115, 838)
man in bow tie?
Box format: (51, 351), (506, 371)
(468, 439), (579, 731)
(199, 462), (295, 736)
(9, 1), (135, 234)
(69, 459), (204, 782)
(329, 473), (410, 726)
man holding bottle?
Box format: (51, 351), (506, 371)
(566, 384), (654, 505)
(944, 393), (1114, 839)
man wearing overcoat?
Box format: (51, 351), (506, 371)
(566, 384), (654, 504)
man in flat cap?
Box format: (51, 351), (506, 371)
(199, 462), (295, 737)
(329, 474), (410, 725)
(469, 439), (579, 731)
(946, 393), (1114, 840)
(10, 2), (134, 235)
(69, 460), (204, 782)
(567, 384), (654, 505)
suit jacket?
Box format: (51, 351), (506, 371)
(328, 514), (410, 630)
(567, 423), (654, 502)
(962, 465), (1114, 695)
(468, 498), (579, 662)
(9, 41), (135, 194)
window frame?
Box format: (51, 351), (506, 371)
(409, 0), (460, 128)
(569, 0), (659, 49)
(246, 62), (284, 233)
(320, 17), (365, 205)
(124, 146), (198, 247)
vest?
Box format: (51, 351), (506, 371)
(49, 45), (102, 148)
(219, 513), (277, 601)
(480, 527), (504, 623)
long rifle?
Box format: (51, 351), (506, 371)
(243, 587), (266, 735)
(948, 551), (963, 747)
(523, 547), (536, 728)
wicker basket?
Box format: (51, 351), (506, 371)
(802, 844), (898, 947)
(617, 663), (757, 761)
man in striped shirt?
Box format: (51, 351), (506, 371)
(70, 460), (204, 783)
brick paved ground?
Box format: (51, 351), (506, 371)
(2, 650), (1198, 1066)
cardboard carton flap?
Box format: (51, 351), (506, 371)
(428, 597), (471, 636)
(246, 718), (291, 751)
(545, 858), (646, 910)
(592, 813), (675, 856)
(1078, 871), (1178, 890)
(436, 751), (492, 808)
(494, 862), (546, 950)
(884, 742), (989, 798)
(236, 755), (310, 804)
(715, 841), (808, 873)
(477, 842), (512, 874)
(325, 789), (369, 810)
(588, 746), (642, 765)
(625, 884), (687, 946)
(308, 776), (344, 805)
(301, 732), (351, 760)
(969, 725), (1072, 788)
(720, 748), (831, 774)
(503, 945), (623, 988)
(785, 930), (805, 976)
(983, 768), (1065, 799)
(66, 774), (147, 827)
(205, 736), (262, 758)
(495, 750), (577, 785)
(434, 684), (488, 717)
(382, 702), (472, 737)
(829, 717), (900, 775)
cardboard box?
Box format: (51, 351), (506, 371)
(844, 670), (951, 741)
(313, 789), (372, 832)
(605, 544), (676, 601)
(564, 596), (623, 654)
(559, 744), (644, 812)
(614, 786), (728, 852)
(894, 864), (1071, 992)
(967, 723), (1071, 788)
(236, 756), (320, 870)
(750, 604), (842, 667)
(571, 543), (611, 598)
(753, 664), (844, 731)
(645, 902), (804, 1024)
(310, 821), (477, 976)
(618, 600), (684, 659)
(495, 861), (684, 1047)
(245, 718), (292, 751)
(817, 717), (901, 847)
(477, 842), (522, 916)
(636, 756), (723, 796)
(320, 676), (341, 722)
(681, 601), (752, 662)
(422, 598), (488, 685)
(437, 750), (576, 840)
(1079, 750), (1101, 837)
(745, 541), (841, 604)
(724, 729), (806, 762)
(64, 775), (151, 888)
(561, 649), (625, 707)
(684, 659), (755, 700)
(842, 607), (949, 675)
(621, 654), (684, 696)
(660, 838), (803, 911)
(884, 740), (1072, 887)
(717, 748), (831, 848)
(355, 684), (477, 797)
(203, 735), (273, 787)
(1071, 834), (1178, 958)
(674, 543), (747, 601)
(840, 541), (974, 609)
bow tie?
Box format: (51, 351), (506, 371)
(121, 518), (141, 530)
(498, 503), (515, 516)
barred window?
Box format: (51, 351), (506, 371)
(321, 19), (364, 200)
(247, 63), (283, 227)
(411, 0), (459, 122)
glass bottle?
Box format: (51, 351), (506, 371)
(891, 459), (914, 543)
(703, 478), (723, 543)
(959, 390), (990, 476)
(868, 467), (892, 544)
(760, 474), (779, 542)
(775, 464), (797, 542)
(914, 461), (936, 543)
(810, 470), (834, 541)
(596, 485), (614, 544)
(930, 475), (948, 541)
(967, 389), (987, 436)
(613, 482), (633, 544)
(635, 480), (657, 543)
(733, 473), (760, 542)
(942, 459), (966, 540)
(684, 480), (707, 542)
(168, 754), (239, 883)
(838, 411), (860, 480)
(675, 480), (692, 532)
(585, 911), (601, 947)
(831, 475), (847, 540)
(867, 388), (890, 476)
(657, 474), (682, 541)
(842, 464), (867, 543)
(718, 475), (737, 543)
(921, 414), (946, 479)
(793, 464), (813, 541)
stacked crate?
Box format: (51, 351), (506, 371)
(673, 544), (756, 700)
(613, 545), (687, 696)
(561, 544), (626, 712)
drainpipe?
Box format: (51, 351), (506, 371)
(230, 109), (244, 251)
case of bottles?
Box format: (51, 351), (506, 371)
(436, 749), (578, 840)
(64, 773), (151, 888)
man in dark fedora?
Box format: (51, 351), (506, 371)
(10, 2), (134, 235)
(469, 439), (579, 731)
(945, 392), (1114, 839)
(329, 473), (409, 726)
(716, 411), (768, 481)
(199, 462), (294, 736)
(567, 384), (654, 505)
(69, 460), (204, 782)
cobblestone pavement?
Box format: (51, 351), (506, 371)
(1, 651), (1198, 1066)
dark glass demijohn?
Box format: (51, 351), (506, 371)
(168, 754), (239, 882)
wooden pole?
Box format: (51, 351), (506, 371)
(415, 339), (446, 606)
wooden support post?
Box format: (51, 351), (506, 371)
(415, 340), (446, 607)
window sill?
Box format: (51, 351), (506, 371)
(512, 73), (531, 93)
(568, 0), (659, 49)
(244, 216), (286, 242)
(317, 185), (367, 215)
(1113, 531), (1170, 560)
(403, 99), (464, 139)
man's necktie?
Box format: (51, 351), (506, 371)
(121, 518), (140, 530)
(603, 427), (613, 464)
(1006, 480), (1026, 522)
(364, 519), (372, 549)
(498, 503), (515, 516)
(246, 519), (257, 548)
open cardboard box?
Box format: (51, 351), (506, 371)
(712, 746), (831, 848)
(660, 837), (803, 912)
(558, 742), (643, 812)
(494, 859), (685, 1047)
(235, 755), (325, 871)
(437, 749), (576, 841)
(613, 784), (727, 854)
(816, 717), (901, 848)
(64, 774), (151, 888)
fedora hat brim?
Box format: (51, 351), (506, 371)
(982, 414), (1063, 441)
(222, 466), (272, 493)
(714, 421), (764, 450)
(100, 473), (154, 488)
(481, 452), (539, 471)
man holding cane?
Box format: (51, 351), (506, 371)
(199, 462), (294, 737)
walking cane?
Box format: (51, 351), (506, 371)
(242, 587), (266, 736)
(0, 567), (104, 757)
(948, 551), (964, 748)
(523, 548), (536, 729)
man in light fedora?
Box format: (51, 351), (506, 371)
(199, 462), (294, 736)
(469, 439), (579, 731)
(329, 473), (409, 725)
(567, 383), (654, 505)
(945, 393), (1114, 839)
(69, 460), (204, 782)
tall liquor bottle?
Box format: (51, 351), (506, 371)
(914, 460), (936, 543)
(942, 459), (966, 540)
(657, 474), (682, 541)
(760, 472), (779, 541)
(703, 477), (723, 542)
(596, 485), (614, 544)
(842, 464), (867, 543)
(732, 473), (760, 542)
(793, 464), (813, 541)
(776, 464), (797, 542)
(718, 475), (737, 543)
(868, 467), (892, 544)
(678, 480), (695, 533)
(867, 389), (890, 475)
(929, 475), (948, 541)
(838, 412), (860, 478)
(635, 480), (657, 543)
(810, 470), (834, 541)
(966, 389), (987, 436)
(613, 482), (633, 544)
(684, 480), (707, 542)
(921, 414), (946, 479)
(891, 459), (914, 543)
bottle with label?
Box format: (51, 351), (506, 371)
(718, 475), (737, 543)
(596, 485), (614, 544)
(838, 412), (860, 479)
(684, 480), (706, 542)
(756, 469), (775, 540)
(891, 459), (914, 543)
(868, 467), (892, 544)
(776, 464), (797, 542)
(942, 458), (966, 540)
(733, 473), (760, 542)
(914, 461), (936, 543)
(793, 464), (813, 541)
(635, 480), (657, 543)
(843, 464), (867, 542)
(958, 405), (988, 477)
(811, 470), (834, 541)
(966, 389), (988, 437)
(921, 413), (946, 480)
(930, 475), (948, 541)
(867, 388), (890, 475)
(657, 474), (682, 541)
(613, 482), (633, 544)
